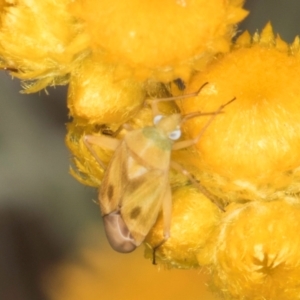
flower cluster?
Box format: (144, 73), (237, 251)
(2, 1), (300, 299)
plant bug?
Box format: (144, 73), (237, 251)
(83, 83), (235, 263)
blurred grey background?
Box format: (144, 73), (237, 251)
(240, 0), (300, 42)
(0, 1), (300, 299)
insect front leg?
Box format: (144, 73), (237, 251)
(173, 98), (236, 151)
(170, 161), (225, 212)
(84, 134), (121, 169)
(152, 185), (172, 265)
(109, 123), (134, 138)
(147, 82), (209, 117)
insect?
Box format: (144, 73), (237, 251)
(84, 83), (235, 263)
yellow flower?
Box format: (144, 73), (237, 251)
(3, 0), (300, 297)
(179, 23), (300, 203)
(70, 0), (248, 82)
(0, 0), (247, 93)
(65, 121), (109, 188)
(0, 0), (90, 92)
(210, 200), (300, 300)
(66, 88), (175, 186)
(67, 56), (146, 124)
(144, 185), (221, 268)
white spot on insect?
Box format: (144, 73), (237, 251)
(168, 128), (181, 140)
(153, 115), (163, 125)
(127, 156), (148, 179)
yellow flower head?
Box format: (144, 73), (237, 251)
(144, 186), (221, 268)
(180, 23), (300, 203)
(0, 0), (90, 92)
(70, 0), (248, 82)
(66, 89), (175, 186)
(210, 200), (300, 300)
(65, 121), (110, 188)
(67, 56), (146, 124)
(66, 25), (300, 286)
(2, 0), (300, 297)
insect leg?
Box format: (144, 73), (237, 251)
(109, 123), (134, 138)
(123, 123), (135, 131)
(84, 134), (121, 169)
(147, 82), (209, 117)
(170, 161), (225, 211)
(172, 97), (236, 151)
(152, 185), (172, 265)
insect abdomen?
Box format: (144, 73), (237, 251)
(103, 211), (137, 253)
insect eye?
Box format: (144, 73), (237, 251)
(153, 115), (163, 125)
(168, 128), (181, 140)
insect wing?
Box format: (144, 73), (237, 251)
(99, 141), (128, 215)
(120, 169), (169, 246)
(99, 129), (171, 248)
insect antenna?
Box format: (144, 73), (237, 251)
(180, 97), (236, 144)
(151, 82), (209, 103)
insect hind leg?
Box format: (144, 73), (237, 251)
(170, 161), (225, 212)
(152, 185), (172, 265)
(152, 235), (169, 265)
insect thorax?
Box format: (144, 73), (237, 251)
(142, 126), (173, 151)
